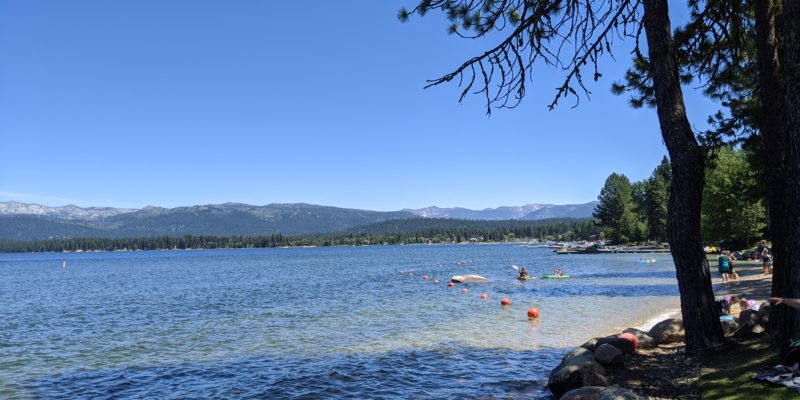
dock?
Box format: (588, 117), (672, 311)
(555, 247), (671, 255)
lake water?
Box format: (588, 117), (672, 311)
(0, 245), (680, 399)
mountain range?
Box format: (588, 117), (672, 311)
(0, 200), (597, 240)
(404, 202), (597, 220)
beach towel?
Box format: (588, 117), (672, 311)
(751, 365), (800, 394)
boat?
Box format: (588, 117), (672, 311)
(517, 275), (535, 281)
(542, 275), (571, 279)
(578, 245), (620, 254)
(451, 274), (492, 283)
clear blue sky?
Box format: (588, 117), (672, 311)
(0, 1), (718, 211)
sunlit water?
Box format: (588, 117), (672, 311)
(0, 245), (680, 399)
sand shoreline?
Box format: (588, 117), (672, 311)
(545, 257), (774, 399)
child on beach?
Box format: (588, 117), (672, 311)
(761, 247), (773, 275)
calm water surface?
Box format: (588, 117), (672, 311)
(0, 245), (680, 399)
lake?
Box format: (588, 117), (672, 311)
(0, 245), (680, 399)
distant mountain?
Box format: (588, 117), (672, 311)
(520, 202), (599, 220)
(405, 202), (597, 220)
(0, 202), (415, 240)
(0, 201), (136, 220)
(0, 200), (598, 241)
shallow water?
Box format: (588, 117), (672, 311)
(0, 245), (680, 399)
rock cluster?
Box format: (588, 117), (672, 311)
(548, 319), (688, 399)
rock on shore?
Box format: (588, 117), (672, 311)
(560, 384), (641, 400)
(648, 319), (685, 344)
(548, 347), (609, 398)
(548, 319), (691, 399)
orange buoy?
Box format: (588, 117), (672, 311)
(501, 298), (511, 306)
(618, 333), (639, 350)
(448, 282), (455, 287)
(461, 288), (468, 293)
(527, 308), (540, 319)
(422, 275), (429, 280)
(480, 293), (488, 300)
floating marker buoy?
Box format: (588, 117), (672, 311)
(461, 288), (468, 293)
(433, 279), (439, 284)
(618, 333), (639, 350)
(480, 293), (488, 300)
(448, 282), (455, 287)
(501, 298), (511, 306)
(409, 272), (413, 276)
(527, 308), (540, 319)
(423, 275), (429, 280)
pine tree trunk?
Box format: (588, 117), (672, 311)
(755, 0), (791, 342)
(642, 0), (725, 354)
(784, 0), (800, 343)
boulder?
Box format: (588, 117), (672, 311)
(561, 386), (604, 400)
(548, 348), (608, 399)
(720, 318), (739, 336)
(594, 343), (625, 365)
(562, 346), (594, 362)
(580, 338), (599, 352)
(450, 274), (491, 283)
(622, 328), (655, 349)
(648, 319), (685, 344)
(597, 385), (641, 400)
(595, 337), (635, 354)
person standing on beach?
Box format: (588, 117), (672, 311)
(728, 251), (738, 280)
(757, 239), (768, 257)
(760, 245), (773, 275)
(718, 251), (732, 283)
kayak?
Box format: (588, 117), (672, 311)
(517, 275), (535, 281)
(542, 275), (571, 279)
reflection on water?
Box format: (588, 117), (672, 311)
(0, 245), (679, 399)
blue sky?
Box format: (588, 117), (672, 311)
(0, 1), (718, 211)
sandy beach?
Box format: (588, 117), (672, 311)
(710, 256), (773, 307)
(551, 257), (776, 399)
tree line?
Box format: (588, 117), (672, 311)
(0, 218), (599, 253)
(595, 148), (766, 250)
(593, 157), (670, 244)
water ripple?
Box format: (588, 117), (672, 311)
(1, 246), (679, 399)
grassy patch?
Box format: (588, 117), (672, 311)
(699, 336), (797, 400)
